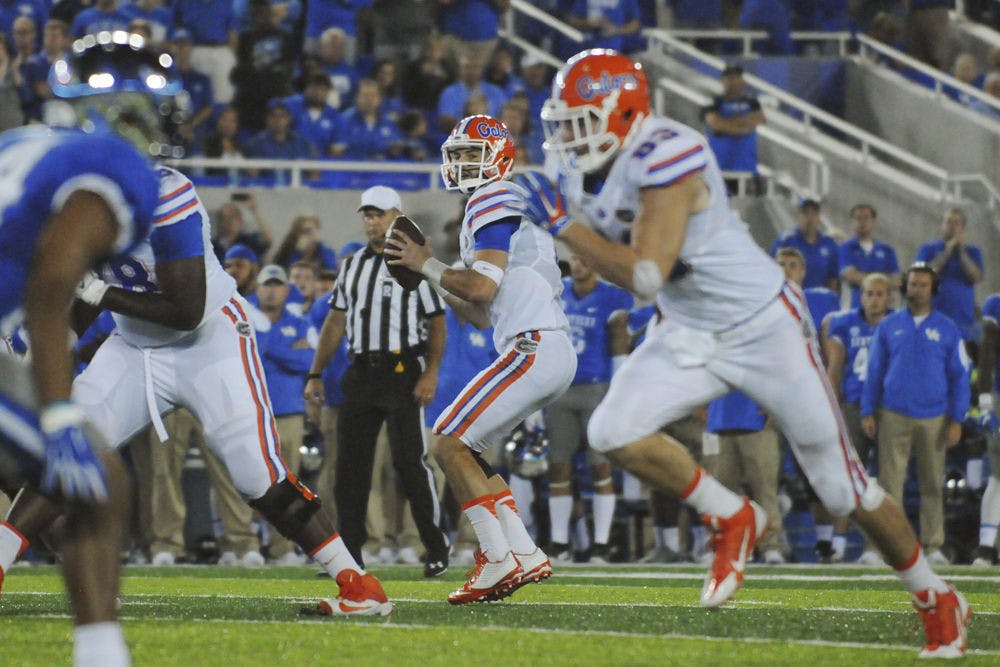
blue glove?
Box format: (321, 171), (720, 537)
(512, 171), (573, 236)
(39, 402), (109, 503)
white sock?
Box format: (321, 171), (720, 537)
(309, 533), (363, 578)
(463, 495), (510, 561)
(73, 622), (130, 667)
(681, 468), (743, 518)
(662, 527), (680, 553)
(0, 522), (28, 573)
(592, 493), (616, 545)
(895, 546), (949, 594)
(815, 524), (834, 542)
(495, 491), (537, 554)
(832, 534), (847, 557)
(548, 494), (573, 545)
(981, 476), (1000, 547)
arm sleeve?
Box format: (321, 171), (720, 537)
(473, 217), (520, 252)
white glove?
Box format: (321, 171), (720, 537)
(76, 271), (109, 306)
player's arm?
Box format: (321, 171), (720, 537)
(93, 255), (207, 330)
(24, 191), (118, 405)
(824, 332), (847, 403)
(304, 307), (346, 405)
(608, 310), (630, 370)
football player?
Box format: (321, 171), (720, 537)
(516, 49), (969, 658)
(0, 31), (165, 667)
(972, 292), (1000, 566)
(385, 114), (576, 604)
(0, 49), (391, 620)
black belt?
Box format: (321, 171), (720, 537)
(350, 349), (422, 367)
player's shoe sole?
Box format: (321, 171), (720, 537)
(699, 499), (769, 609)
(500, 548), (552, 600)
(311, 597), (395, 616)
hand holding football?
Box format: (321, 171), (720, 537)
(384, 215), (428, 291)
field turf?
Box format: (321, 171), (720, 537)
(1, 563), (998, 665)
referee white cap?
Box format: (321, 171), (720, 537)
(357, 185), (402, 212)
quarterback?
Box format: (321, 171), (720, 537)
(517, 49), (969, 658)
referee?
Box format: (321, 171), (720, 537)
(305, 186), (450, 577)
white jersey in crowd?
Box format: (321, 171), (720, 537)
(100, 166), (237, 347)
(459, 179), (570, 351)
(553, 116), (784, 332)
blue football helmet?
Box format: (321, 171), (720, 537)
(49, 30), (189, 158)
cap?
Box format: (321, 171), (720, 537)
(224, 243), (259, 264)
(258, 264), (288, 285)
(339, 240), (366, 259)
(172, 27), (192, 43)
(357, 185), (402, 212)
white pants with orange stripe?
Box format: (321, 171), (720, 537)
(588, 283), (879, 518)
(434, 329), (576, 453)
(73, 295), (287, 500)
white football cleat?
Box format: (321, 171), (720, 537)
(448, 550), (522, 605)
(699, 499), (769, 608)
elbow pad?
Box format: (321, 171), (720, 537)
(632, 259), (663, 301)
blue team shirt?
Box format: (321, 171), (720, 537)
(0, 127), (158, 333)
(983, 294), (1000, 393)
(838, 237), (899, 308)
(826, 308), (876, 404)
(282, 94), (339, 155)
(180, 69), (214, 117)
(173, 0), (237, 45)
(437, 0), (501, 41)
(256, 307), (314, 416)
(861, 308), (970, 423)
(771, 228), (840, 289)
(805, 286), (840, 331)
(0, 0), (48, 40)
(426, 306), (498, 427)
(627, 304), (657, 347)
(562, 279), (633, 385)
(706, 391), (767, 432)
(308, 292), (350, 407)
(304, 0), (371, 38)
(70, 6), (131, 37)
(20, 52), (55, 122)
(915, 239), (984, 340)
(703, 93), (762, 173)
(334, 108), (400, 160)
(118, 2), (174, 41)
(322, 62), (358, 109)
(437, 81), (508, 121)
(571, 0), (641, 52)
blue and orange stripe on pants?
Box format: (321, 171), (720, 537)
(435, 331), (540, 438)
(221, 298), (286, 484)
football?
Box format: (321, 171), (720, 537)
(385, 214), (426, 291)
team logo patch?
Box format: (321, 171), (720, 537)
(236, 321), (252, 338)
(514, 338), (539, 355)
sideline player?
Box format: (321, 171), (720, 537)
(0, 81), (391, 621)
(385, 114), (576, 604)
(973, 292), (1000, 566)
(0, 32), (166, 666)
(518, 49), (968, 657)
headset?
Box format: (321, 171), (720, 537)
(900, 261), (940, 296)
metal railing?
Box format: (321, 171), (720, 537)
(667, 29), (854, 58)
(167, 157), (444, 189)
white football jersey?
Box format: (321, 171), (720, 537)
(558, 117), (783, 332)
(101, 166), (237, 346)
(459, 179), (570, 351)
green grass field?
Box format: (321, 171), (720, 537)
(1, 563), (997, 665)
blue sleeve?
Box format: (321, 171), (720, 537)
(886, 245), (899, 274)
(946, 332), (971, 423)
(473, 217), (520, 252)
(968, 246), (984, 271)
(837, 241), (851, 271)
(915, 243), (933, 262)
(613, 287), (634, 314)
(260, 327), (314, 374)
(860, 324), (887, 416)
(149, 212), (204, 262)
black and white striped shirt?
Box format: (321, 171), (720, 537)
(331, 246), (444, 354)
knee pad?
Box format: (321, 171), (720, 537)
(249, 476), (322, 542)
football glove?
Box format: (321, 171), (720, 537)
(39, 402), (109, 503)
(513, 171), (572, 236)
(76, 270), (110, 306)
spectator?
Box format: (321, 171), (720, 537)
(484, 43), (524, 97)
(704, 391), (786, 564)
(70, 0), (130, 37)
(254, 264), (317, 565)
(0, 0), (47, 44)
(839, 203), (900, 309)
(173, 0), (238, 103)
(0, 34), (23, 131)
(905, 0), (951, 71)
(199, 105), (248, 183)
(372, 58), (406, 121)
(303, 0), (371, 60)
(233, 0), (300, 34)
(436, 51), (506, 134)
(312, 26), (359, 109)
(915, 207), (984, 341)
(567, 0), (642, 53)
(519, 52), (552, 127)
(231, 0), (298, 132)
(499, 98), (542, 165)
(739, 0), (793, 55)
(245, 100), (318, 183)
(10, 15), (36, 119)
(861, 263), (971, 566)
(119, 0), (172, 43)
(401, 33), (457, 114)
(283, 72), (340, 157)
(702, 65), (764, 181)
(396, 108), (435, 161)
(771, 199), (840, 291)
(170, 29), (214, 148)
(947, 52), (982, 105)
(223, 243), (261, 297)
(461, 89), (489, 117)
(972, 291), (1000, 566)
(272, 213), (339, 272)
(331, 78), (403, 160)
(777, 247), (840, 329)
(288, 261), (320, 315)
(824, 272), (893, 565)
(436, 0), (509, 62)
(212, 194), (273, 263)
(20, 19), (69, 123)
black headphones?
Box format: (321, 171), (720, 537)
(900, 262), (940, 296)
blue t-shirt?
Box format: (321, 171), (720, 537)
(245, 129), (317, 160)
(70, 6), (131, 37)
(838, 237), (899, 308)
(706, 391), (767, 432)
(703, 93), (762, 173)
(256, 308), (314, 416)
(308, 292), (350, 407)
(283, 94), (339, 155)
(437, 0), (501, 41)
(20, 52), (55, 122)
(426, 306), (498, 427)
(322, 61), (358, 109)
(570, 0), (641, 52)
(173, 0), (237, 45)
(771, 228), (840, 289)
(915, 239), (984, 340)
(805, 286), (840, 332)
(0, 127), (158, 332)
(119, 2), (174, 41)
(826, 308), (876, 404)
(983, 293), (1000, 393)
(0, 0), (48, 40)
(562, 279), (633, 385)
(334, 108), (400, 160)
(304, 0), (371, 38)
(437, 81), (508, 121)
(180, 68), (214, 117)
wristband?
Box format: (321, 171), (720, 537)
(40, 401), (86, 434)
(307, 373), (323, 380)
(421, 257), (448, 290)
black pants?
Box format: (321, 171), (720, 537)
(334, 354), (447, 566)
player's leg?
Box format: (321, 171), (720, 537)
(579, 383), (615, 564)
(543, 386), (581, 561)
(974, 423), (1000, 565)
(739, 288), (968, 658)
